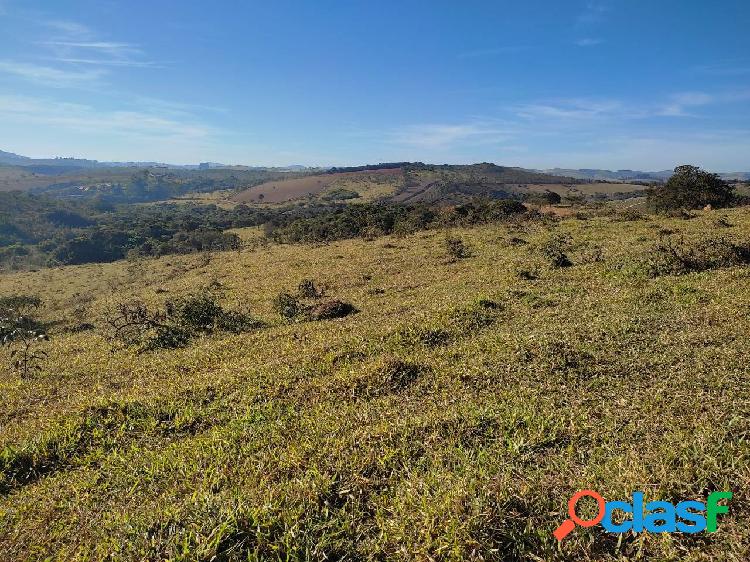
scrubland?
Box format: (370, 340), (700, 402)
(1, 207), (749, 561)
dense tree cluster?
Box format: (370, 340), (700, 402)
(0, 193), (281, 269)
(265, 199), (528, 243)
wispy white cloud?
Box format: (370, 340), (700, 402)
(0, 94), (214, 141)
(516, 99), (624, 120)
(0, 60), (106, 86)
(576, 0), (612, 25)
(389, 122), (513, 149)
(574, 38), (603, 47)
(657, 92), (715, 116)
(656, 91), (750, 117)
(42, 20), (94, 38)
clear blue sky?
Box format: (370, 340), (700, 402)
(0, 0), (748, 170)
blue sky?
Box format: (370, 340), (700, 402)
(0, 0), (748, 170)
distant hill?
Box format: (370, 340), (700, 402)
(542, 168), (671, 181)
(0, 150), (32, 165)
(231, 162), (590, 205)
(543, 168), (750, 182)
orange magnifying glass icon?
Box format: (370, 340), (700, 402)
(553, 490), (605, 541)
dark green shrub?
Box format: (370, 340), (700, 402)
(166, 292), (224, 332)
(647, 165), (735, 211)
(143, 325), (191, 351)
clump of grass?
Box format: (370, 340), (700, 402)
(447, 299), (503, 332)
(351, 358), (426, 398)
(391, 325), (451, 348)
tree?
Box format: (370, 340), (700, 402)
(647, 165), (735, 211)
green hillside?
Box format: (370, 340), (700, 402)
(1, 207), (749, 560)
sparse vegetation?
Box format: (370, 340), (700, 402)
(2, 201), (750, 561)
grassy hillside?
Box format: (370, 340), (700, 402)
(1, 208), (749, 560)
(230, 164), (640, 206)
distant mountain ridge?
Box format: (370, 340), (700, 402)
(0, 149), (317, 172)
(2, 149), (748, 179)
(542, 168), (750, 182)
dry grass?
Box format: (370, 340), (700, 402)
(0, 208), (749, 560)
(231, 168), (403, 204)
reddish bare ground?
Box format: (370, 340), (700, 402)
(231, 168), (403, 204)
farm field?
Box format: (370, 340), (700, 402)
(1, 207), (749, 560)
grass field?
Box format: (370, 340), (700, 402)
(1, 207), (749, 560)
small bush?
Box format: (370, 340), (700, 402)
(273, 280), (356, 322)
(539, 234), (573, 268)
(106, 290), (264, 351)
(297, 279), (323, 299)
(166, 292), (224, 332)
(272, 292), (305, 320)
(645, 235), (750, 277)
(445, 236), (472, 260)
(142, 325), (192, 351)
(214, 310), (266, 333)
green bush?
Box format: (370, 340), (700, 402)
(647, 165), (735, 211)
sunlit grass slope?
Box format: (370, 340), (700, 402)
(1, 208), (749, 561)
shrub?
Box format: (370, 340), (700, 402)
(3, 329), (49, 378)
(214, 310), (266, 334)
(274, 280), (356, 322)
(106, 291), (264, 351)
(539, 234), (573, 268)
(297, 279), (323, 299)
(308, 300), (357, 320)
(444, 236), (471, 260)
(0, 295), (44, 342)
(647, 165), (735, 211)
(142, 325), (192, 351)
(645, 235), (750, 277)
(322, 188), (360, 201)
(272, 292), (305, 320)
(166, 292), (224, 332)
